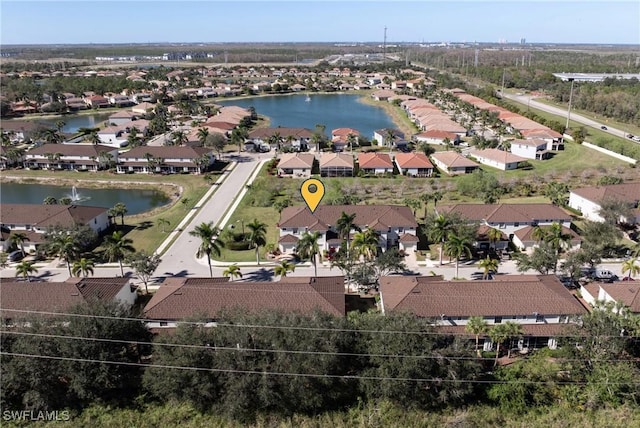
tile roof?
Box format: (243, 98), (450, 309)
(514, 225), (581, 244)
(415, 130), (458, 140)
(331, 128), (360, 137)
(521, 128), (563, 139)
(469, 148), (526, 165)
(319, 153), (354, 168)
(121, 146), (212, 160)
(358, 153), (393, 169)
(0, 204), (108, 229)
(278, 234), (299, 243)
(27, 143), (115, 157)
(394, 153), (434, 169)
(0, 278), (130, 318)
(380, 275), (588, 318)
(570, 183), (640, 204)
(510, 138), (547, 148)
(278, 153), (315, 169)
(279, 205), (417, 231)
(143, 276), (345, 320)
(249, 127), (313, 139)
(437, 203), (571, 224)
(600, 283), (640, 312)
(430, 152), (479, 168)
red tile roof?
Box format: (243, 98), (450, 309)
(358, 152), (393, 169)
(394, 153), (434, 169)
(570, 183), (640, 204)
(437, 203), (571, 224)
(279, 205), (417, 231)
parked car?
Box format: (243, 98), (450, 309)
(8, 250), (25, 262)
(627, 134), (635, 139)
(600, 125), (608, 130)
(592, 268), (617, 282)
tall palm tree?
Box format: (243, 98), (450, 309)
(622, 258), (640, 280)
(15, 260), (38, 282)
(10, 232), (29, 256)
(231, 127), (248, 154)
(336, 211), (360, 256)
(47, 233), (80, 276)
(103, 231), (136, 277)
(465, 316), (488, 357)
(296, 231), (322, 277)
(71, 257), (95, 278)
(110, 202), (128, 226)
(171, 129), (188, 146)
(87, 131), (101, 145)
(445, 234), (473, 279)
(274, 260), (295, 278)
(197, 127), (210, 146)
(189, 221), (224, 278)
(478, 256), (499, 280)
(420, 193), (432, 219)
(246, 219), (267, 265)
(487, 227), (503, 251)
(351, 228), (379, 261)
(223, 264), (242, 281)
(428, 214), (454, 266)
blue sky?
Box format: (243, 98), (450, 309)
(1, 1), (639, 45)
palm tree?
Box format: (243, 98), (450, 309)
(431, 191), (443, 212)
(336, 211), (360, 257)
(223, 264), (242, 281)
(384, 128), (396, 150)
(622, 258), (640, 280)
(489, 322), (523, 366)
(103, 231), (136, 277)
(126, 127), (142, 147)
(189, 221), (224, 278)
(197, 127), (210, 146)
(487, 227), (503, 251)
(445, 234), (473, 279)
(110, 202), (128, 226)
(157, 218), (170, 233)
(171, 130), (188, 146)
(274, 260), (295, 278)
(246, 219), (267, 265)
(10, 232), (29, 256)
(478, 256), (499, 280)
(47, 233), (80, 276)
(87, 131), (101, 145)
(231, 127), (248, 154)
(71, 257), (95, 278)
(296, 231), (322, 277)
(465, 316), (488, 357)
(428, 214), (454, 266)
(15, 260), (38, 282)
(351, 228), (379, 261)
(419, 193), (432, 219)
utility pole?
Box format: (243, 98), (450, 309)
(500, 69), (506, 98)
(383, 26), (387, 64)
(474, 49), (479, 67)
(565, 78), (575, 132)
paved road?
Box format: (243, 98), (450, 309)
(153, 157), (261, 278)
(502, 92), (633, 141)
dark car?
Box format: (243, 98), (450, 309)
(600, 125), (608, 130)
(627, 134), (635, 139)
(8, 250), (25, 262)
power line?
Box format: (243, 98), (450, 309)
(3, 308), (622, 339)
(2, 330), (633, 364)
(4, 351), (639, 386)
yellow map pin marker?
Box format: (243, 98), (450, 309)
(300, 178), (325, 213)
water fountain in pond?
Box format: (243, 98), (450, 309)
(68, 186), (90, 203)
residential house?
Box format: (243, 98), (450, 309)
(0, 204), (110, 252)
(0, 145), (25, 169)
(131, 102), (156, 115)
(0, 120), (44, 143)
(109, 94), (134, 107)
(509, 139), (553, 160)
(331, 128), (360, 152)
(277, 205), (418, 255)
(357, 153), (394, 175)
(84, 95), (110, 109)
(0, 277), (137, 322)
(521, 128), (564, 150)
(379, 275), (588, 350)
(430, 152), (479, 175)
(512, 224), (581, 253)
(319, 153), (354, 177)
(581, 282), (640, 314)
(144, 276), (345, 329)
(437, 203), (573, 247)
(248, 127), (314, 151)
(569, 183), (640, 223)
(373, 129), (405, 146)
(108, 110), (140, 126)
(469, 148), (526, 171)
(413, 130), (459, 145)
(24, 143), (118, 171)
(394, 153), (434, 177)
(116, 146), (214, 174)
(277, 153), (316, 178)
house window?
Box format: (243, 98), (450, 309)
(398, 228), (404, 233)
(292, 228), (298, 234)
(159, 322), (168, 327)
(494, 316), (502, 324)
(536, 314), (545, 323)
(514, 222), (519, 227)
(499, 223), (505, 229)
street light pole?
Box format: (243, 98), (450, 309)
(565, 78), (575, 132)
